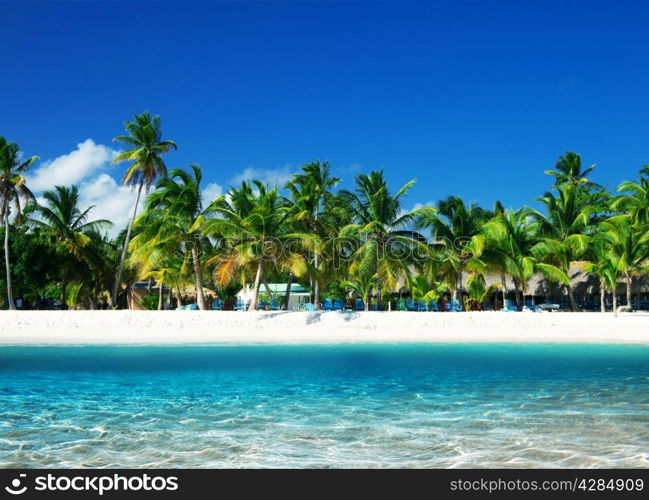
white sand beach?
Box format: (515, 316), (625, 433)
(1, 310), (648, 345)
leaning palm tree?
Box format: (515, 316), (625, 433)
(129, 164), (211, 309)
(203, 181), (308, 311)
(110, 112), (177, 306)
(338, 170), (433, 309)
(286, 160), (340, 308)
(0, 136), (37, 310)
(27, 185), (112, 308)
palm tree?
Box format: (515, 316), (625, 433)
(340, 273), (376, 311)
(130, 164), (211, 309)
(599, 214), (649, 312)
(531, 185), (592, 311)
(583, 234), (622, 314)
(338, 170), (432, 309)
(478, 207), (569, 309)
(545, 151), (596, 188)
(0, 137), (37, 310)
(28, 185), (111, 308)
(286, 160), (340, 308)
(110, 112), (177, 306)
(417, 196), (490, 304)
(613, 166), (649, 225)
(203, 181), (308, 311)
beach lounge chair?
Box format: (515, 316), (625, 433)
(211, 298), (223, 310)
(257, 299), (267, 311)
(187, 304), (199, 310)
(501, 299), (518, 312)
(446, 299), (462, 312)
(323, 298), (333, 311)
(269, 298), (280, 311)
(354, 298), (365, 311)
(427, 300), (439, 311)
(416, 300), (427, 311)
(333, 299), (344, 311)
(405, 299), (416, 311)
(396, 299), (407, 311)
(233, 298), (246, 311)
(523, 299), (540, 312)
(304, 302), (315, 311)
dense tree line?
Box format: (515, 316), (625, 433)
(2, 113), (648, 313)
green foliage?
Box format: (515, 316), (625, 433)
(139, 293), (159, 311)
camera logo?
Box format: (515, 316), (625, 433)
(5, 474), (27, 495)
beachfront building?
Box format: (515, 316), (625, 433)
(235, 283), (311, 310)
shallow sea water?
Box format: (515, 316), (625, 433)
(0, 343), (648, 468)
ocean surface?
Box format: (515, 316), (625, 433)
(0, 343), (648, 468)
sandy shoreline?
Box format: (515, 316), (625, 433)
(0, 310), (648, 345)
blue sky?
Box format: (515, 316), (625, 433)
(2, 0), (649, 230)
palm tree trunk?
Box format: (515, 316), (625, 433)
(500, 272), (507, 309)
(513, 278), (522, 310)
(600, 280), (605, 313)
(111, 182), (144, 307)
(566, 283), (578, 312)
(175, 287), (183, 309)
(61, 278), (68, 310)
(314, 253), (320, 309)
(626, 275), (633, 311)
(3, 213), (15, 310)
(249, 260), (264, 311)
(191, 245), (206, 310)
(283, 272), (293, 310)
(613, 288), (618, 317)
(158, 283), (163, 310)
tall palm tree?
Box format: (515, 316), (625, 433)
(203, 181), (308, 311)
(417, 196), (490, 303)
(110, 111), (177, 306)
(28, 185), (111, 308)
(0, 136), (37, 310)
(545, 151), (596, 188)
(531, 185), (592, 311)
(286, 160), (340, 308)
(130, 164), (211, 309)
(339, 170), (432, 309)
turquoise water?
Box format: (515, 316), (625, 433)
(0, 343), (648, 468)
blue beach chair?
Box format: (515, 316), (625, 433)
(333, 299), (344, 311)
(323, 298), (333, 311)
(427, 300), (439, 311)
(446, 299), (462, 312)
(354, 298), (365, 311)
(501, 299), (518, 312)
(304, 302), (315, 311)
(211, 298), (223, 310)
(405, 299), (416, 311)
(416, 300), (427, 311)
(269, 298), (280, 311)
(257, 299), (267, 311)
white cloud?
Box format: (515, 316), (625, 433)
(78, 174), (140, 234)
(26, 139), (118, 192)
(230, 165), (295, 188)
(201, 182), (223, 206)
